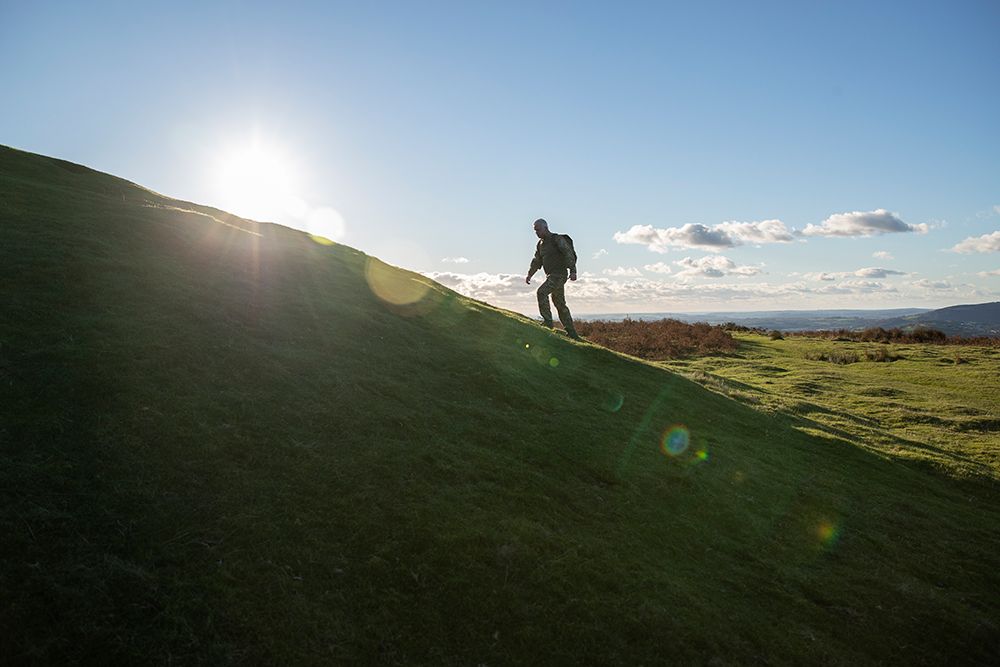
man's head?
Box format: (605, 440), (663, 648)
(533, 218), (550, 239)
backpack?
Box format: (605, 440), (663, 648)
(558, 234), (578, 267)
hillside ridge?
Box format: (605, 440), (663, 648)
(2, 144), (998, 664)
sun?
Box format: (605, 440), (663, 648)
(214, 138), (300, 223)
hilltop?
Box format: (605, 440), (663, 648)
(878, 301), (1000, 337)
(1, 145), (998, 664)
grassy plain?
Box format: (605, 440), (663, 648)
(661, 335), (1000, 482)
(2, 145), (998, 664)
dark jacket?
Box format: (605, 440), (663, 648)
(529, 234), (576, 277)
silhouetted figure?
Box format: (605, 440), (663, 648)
(526, 218), (580, 339)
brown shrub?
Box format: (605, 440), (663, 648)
(575, 318), (738, 360)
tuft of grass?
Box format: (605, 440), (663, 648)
(2, 145), (999, 664)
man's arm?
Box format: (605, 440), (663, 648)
(526, 242), (542, 284)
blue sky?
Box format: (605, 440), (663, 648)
(2, 0), (998, 314)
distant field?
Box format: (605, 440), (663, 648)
(661, 334), (1000, 482)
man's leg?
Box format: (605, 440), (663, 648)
(536, 277), (556, 328)
(550, 279), (579, 338)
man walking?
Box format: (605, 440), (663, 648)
(526, 218), (580, 340)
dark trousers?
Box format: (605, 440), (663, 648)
(536, 272), (576, 333)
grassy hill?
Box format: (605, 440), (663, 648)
(2, 145), (998, 665)
(879, 302), (1000, 337)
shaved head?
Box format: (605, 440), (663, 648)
(533, 218), (550, 239)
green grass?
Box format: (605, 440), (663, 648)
(2, 145), (999, 664)
(660, 334), (1000, 482)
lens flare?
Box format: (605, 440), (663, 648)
(305, 206), (346, 245)
(817, 520), (841, 548)
(549, 357), (559, 368)
(365, 258), (430, 307)
(660, 425), (690, 457)
(602, 391), (624, 413)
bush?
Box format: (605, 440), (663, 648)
(805, 350), (859, 365)
(865, 346), (902, 362)
(573, 318), (738, 360)
(768, 330), (784, 340)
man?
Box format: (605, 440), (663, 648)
(526, 218), (580, 340)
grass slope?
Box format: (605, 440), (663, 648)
(2, 145), (998, 665)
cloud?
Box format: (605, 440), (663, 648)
(643, 262), (673, 274)
(873, 250), (893, 260)
(978, 268), (1000, 277)
(441, 256), (470, 264)
(805, 267), (905, 280)
(995, 205), (1000, 215)
(853, 267), (906, 279)
(814, 280), (894, 295)
(715, 219), (796, 245)
(603, 266), (642, 277)
(674, 255), (762, 279)
(592, 248), (608, 259)
(424, 271), (523, 299)
(613, 219), (793, 253)
(912, 279), (953, 290)
(802, 209), (927, 237)
(950, 231), (1000, 254)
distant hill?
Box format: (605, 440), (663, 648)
(585, 304), (1000, 337)
(2, 145), (998, 664)
(877, 301), (1000, 336)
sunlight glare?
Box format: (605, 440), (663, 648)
(304, 206), (346, 244)
(215, 139), (299, 223)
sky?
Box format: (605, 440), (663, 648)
(2, 0), (999, 315)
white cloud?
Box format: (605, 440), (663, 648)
(441, 256), (470, 264)
(603, 266), (643, 277)
(853, 267), (907, 279)
(643, 262), (673, 274)
(592, 248), (608, 259)
(674, 255), (762, 279)
(802, 209), (927, 237)
(873, 250), (893, 260)
(715, 219), (796, 245)
(912, 279), (953, 290)
(814, 280), (894, 295)
(613, 219), (794, 253)
(994, 205), (1000, 215)
(950, 231), (1000, 254)
(805, 267), (905, 280)
(978, 268), (1000, 277)
(424, 271), (524, 299)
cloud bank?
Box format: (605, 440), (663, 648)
(421, 269), (992, 313)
